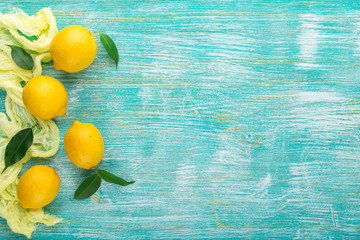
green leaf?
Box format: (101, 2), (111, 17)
(99, 33), (119, 70)
(3, 128), (33, 173)
(98, 169), (135, 186)
(8, 45), (33, 70)
(74, 173), (101, 199)
(17, 30), (38, 42)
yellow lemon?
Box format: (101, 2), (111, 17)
(22, 75), (68, 120)
(64, 121), (104, 169)
(17, 165), (61, 209)
(50, 25), (97, 73)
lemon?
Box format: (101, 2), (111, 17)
(17, 165), (61, 209)
(64, 121), (104, 169)
(50, 25), (97, 73)
(22, 75), (68, 120)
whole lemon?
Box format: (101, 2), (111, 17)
(64, 121), (104, 169)
(17, 165), (61, 209)
(22, 75), (68, 120)
(50, 25), (97, 73)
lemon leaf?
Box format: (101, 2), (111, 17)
(3, 128), (33, 173)
(74, 173), (101, 199)
(17, 30), (38, 42)
(98, 169), (135, 186)
(8, 45), (34, 70)
(99, 33), (119, 70)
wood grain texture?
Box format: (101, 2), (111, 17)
(1, 0), (360, 239)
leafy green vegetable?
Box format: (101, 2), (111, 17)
(17, 30), (38, 41)
(3, 128), (33, 173)
(99, 33), (119, 70)
(74, 173), (101, 199)
(8, 45), (33, 70)
(98, 169), (135, 186)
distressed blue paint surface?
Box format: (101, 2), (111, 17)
(1, 0), (360, 239)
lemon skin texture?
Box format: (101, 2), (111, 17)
(22, 75), (68, 120)
(17, 165), (61, 210)
(50, 25), (97, 73)
(64, 121), (104, 169)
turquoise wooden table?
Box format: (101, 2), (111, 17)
(1, 0), (360, 239)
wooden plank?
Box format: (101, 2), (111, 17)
(1, 0), (360, 239)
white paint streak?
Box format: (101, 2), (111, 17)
(252, 174), (272, 198)
(175, 164), (196, 190)
(294, 92), (346, 102)
(67, 85), (85, 105)
(297, 14), (323, 68)
(331, 205), (337, 227)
